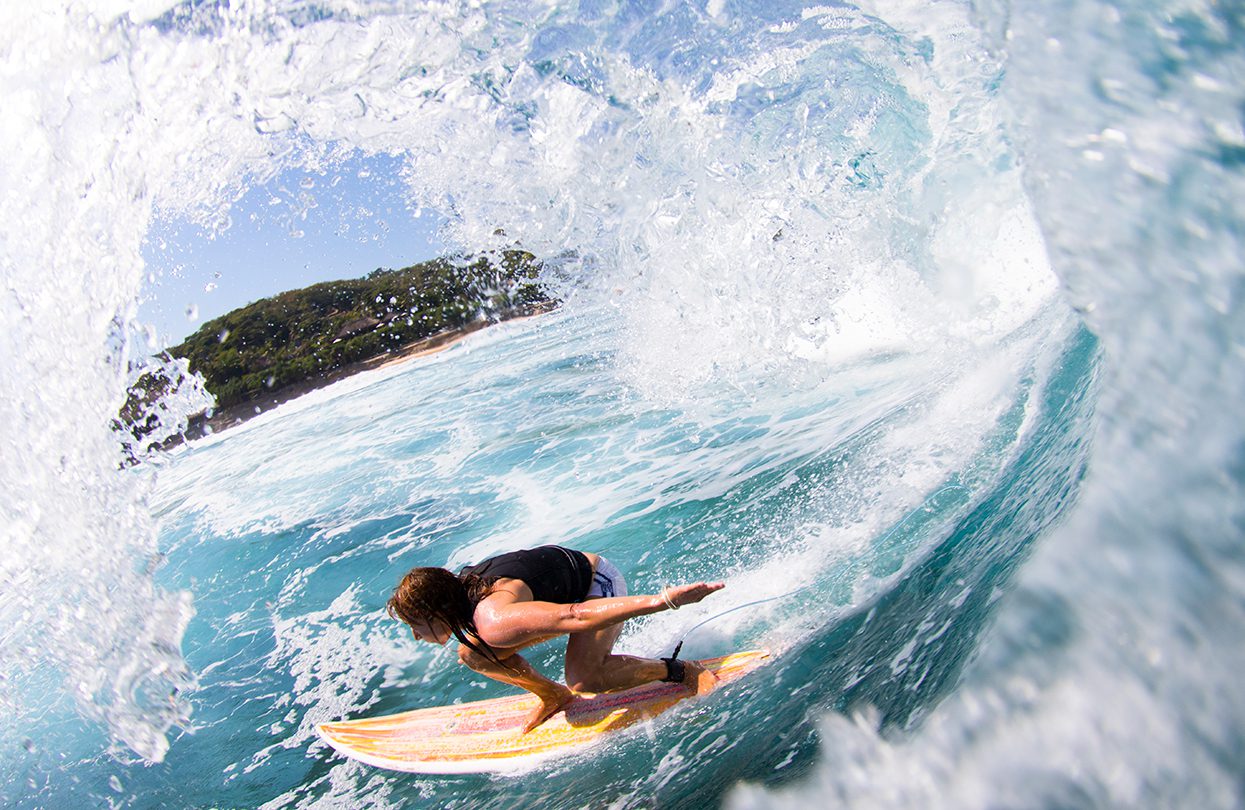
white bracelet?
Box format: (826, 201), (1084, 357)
(661, 586), (679, 610)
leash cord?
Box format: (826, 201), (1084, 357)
(666, 484), (968, 660)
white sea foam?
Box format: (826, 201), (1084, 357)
(732, 0), (1245, 805)
(8, 0), (1236, 806)
(1, 0), (1050, 770)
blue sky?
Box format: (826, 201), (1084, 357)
(139, 152), (446, 347)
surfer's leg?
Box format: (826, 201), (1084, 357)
(564, 623), (715, 693)
(565, 557), (657, 691)
(564, 620), (665, 692)
(566, 559), (716, 694)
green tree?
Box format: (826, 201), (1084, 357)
(167, 250), (551, 411)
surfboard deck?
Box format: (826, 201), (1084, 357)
(316, 648), (770, 774)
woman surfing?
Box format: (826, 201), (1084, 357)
(387, 545), (725, 732)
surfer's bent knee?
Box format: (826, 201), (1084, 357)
(566, 666), (611, 693)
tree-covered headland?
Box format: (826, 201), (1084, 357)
(172, 249), (547, 409)
(119, 250), (551, 455)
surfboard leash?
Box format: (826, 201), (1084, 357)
(664, 484), (969, 660)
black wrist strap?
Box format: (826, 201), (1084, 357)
(661, 656), (686, 684)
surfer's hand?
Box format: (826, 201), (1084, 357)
(663, 581), (725, 608)
(522, 688), (574, 734)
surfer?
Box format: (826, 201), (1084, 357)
(388, 545), (725, 732)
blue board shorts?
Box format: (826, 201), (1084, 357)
(586, 556), (627, 599)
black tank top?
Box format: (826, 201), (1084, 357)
(458, 546), (593, 604)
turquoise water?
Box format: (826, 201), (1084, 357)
(3, 1), (1244, 808)
(129, 304), (1092, 808)
(13, 301), (1098, 806)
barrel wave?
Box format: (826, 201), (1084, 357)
(1, 1), (1242, 808)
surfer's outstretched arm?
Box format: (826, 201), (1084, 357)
(457, 644), (574, 733)
(474, 581), (724, 650)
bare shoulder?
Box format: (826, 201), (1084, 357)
(472, 579), (560, 650)
(477, 578), (530, 611)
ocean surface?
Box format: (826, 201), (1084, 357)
(2, 1), (1243, 808)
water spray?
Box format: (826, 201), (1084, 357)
(665, 484), (970, 660)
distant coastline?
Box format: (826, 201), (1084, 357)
(174, 300), (556, 444)
(118, 251), (553, 458)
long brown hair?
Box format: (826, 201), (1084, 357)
(386, 567), (507, 667)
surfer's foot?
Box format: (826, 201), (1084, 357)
(682, 660), (718, 695)
(522, 688), (575, 734)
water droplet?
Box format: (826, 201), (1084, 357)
(185, 304), (198, 321)
(299, 176), (315, 189)
(109, 775), (123, 792)
(204, 282), (217, 293)
(22, 738), (35, 753)
(218, 328), (230, 343)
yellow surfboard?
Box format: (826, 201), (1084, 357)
(316, 649), (770, 774)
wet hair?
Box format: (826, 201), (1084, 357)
(386, 567), (509, 668)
